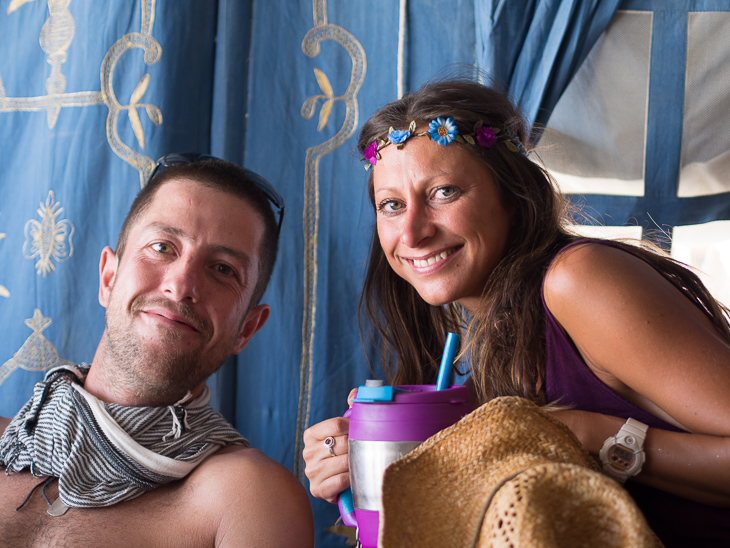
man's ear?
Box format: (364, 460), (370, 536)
(98, 246), (118, 308)
(233, 304), (271, 354)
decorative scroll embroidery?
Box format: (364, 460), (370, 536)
(0, 309), (74, 387)
(294, 0), (367, 480)
(23, 190), (74, 277)
(0, 0), (163, 187)
(0, 211), (7, 298)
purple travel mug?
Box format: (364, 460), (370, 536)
(343, 381), (470, 548)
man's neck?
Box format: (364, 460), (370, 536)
(86, 338), (205, 407)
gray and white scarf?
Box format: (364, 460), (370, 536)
(0, 364), (248, 508)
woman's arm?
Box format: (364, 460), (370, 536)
(551, 408), (730, 506)
(0, 417), (9, 436)
(544, 242), (730, 506)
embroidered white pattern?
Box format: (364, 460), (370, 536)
(0, 309), (74, 387)
(0, 211), (7, 298)
(1, 0), (163, 186)
(23, 190), (74, 277)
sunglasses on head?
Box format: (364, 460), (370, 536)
(148, 152), (285, 236)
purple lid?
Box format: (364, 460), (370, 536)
(348, 384), (470, 442)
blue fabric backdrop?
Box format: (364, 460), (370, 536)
(1, 1), (728, 546)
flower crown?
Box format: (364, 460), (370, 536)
(362, 116), (524, 170)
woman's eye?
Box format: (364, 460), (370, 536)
(377, 199), (404, 213)
(151, 242), (172, 254)
(435, 186), (458, 199)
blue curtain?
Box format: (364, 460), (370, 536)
(3, 2), (728, 547)
(477, 0), (730, 245)
(0, 2), (474, 546)
(572, 0), (730, 240)
(476, 0), (621, 130)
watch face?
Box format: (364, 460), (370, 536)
(607, 445), (635, 471)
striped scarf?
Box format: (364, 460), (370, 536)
(0, 364), (248, 508)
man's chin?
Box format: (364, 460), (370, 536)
(129, 368), (204, 406)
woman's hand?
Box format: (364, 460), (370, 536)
(303, 417), (351, 503)
(302, 389), (358, 503)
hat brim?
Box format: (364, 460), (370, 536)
(380, 396), (661, 547)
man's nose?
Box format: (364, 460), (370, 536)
(400, 203), (435, 248)
(162, 257), (201, 303)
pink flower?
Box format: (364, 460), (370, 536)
(476, 126), (498, 148)
(363, 141), (379, 166)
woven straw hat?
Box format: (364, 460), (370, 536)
(379, 396), (661, 547)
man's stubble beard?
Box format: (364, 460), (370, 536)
(103, 292), (230, 406)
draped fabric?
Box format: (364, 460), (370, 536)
(476, 0), (622, 130)
(1, 2), (728, 546)
(0, 364), (246, 508)
(535, 0), (730, 305)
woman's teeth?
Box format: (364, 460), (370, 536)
(413, 249), (452, 268)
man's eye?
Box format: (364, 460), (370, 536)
(215, 264), (234, 276)
(377, 199), (404, 213)
(151, 242), (172, 254)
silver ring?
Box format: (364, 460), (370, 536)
(324, 436), (336, 457)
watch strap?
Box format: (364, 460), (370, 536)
(615, 417), (648, 451)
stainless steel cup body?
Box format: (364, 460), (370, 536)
(348, 439), (422, 511)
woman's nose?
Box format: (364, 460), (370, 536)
(400, 203), (435, 248)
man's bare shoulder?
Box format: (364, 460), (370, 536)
(187, 445), (315, 547)
(0, 416), (10, 435)
(191, 445), (299, 487)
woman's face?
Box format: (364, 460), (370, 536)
(372, 137), (514, 313)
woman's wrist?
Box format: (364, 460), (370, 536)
(550, 409), (626, 456)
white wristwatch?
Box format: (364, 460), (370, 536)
(599, 418), (649, 484)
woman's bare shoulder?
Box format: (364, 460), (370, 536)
(543, 241), (648, 307)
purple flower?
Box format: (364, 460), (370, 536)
(363, 140), (378, 166)
(428, 117), (458, 146)
(476, 126), (498, 148)
(389, 129), (411, 145)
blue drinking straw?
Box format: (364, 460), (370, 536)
(436, 332), (460, 390)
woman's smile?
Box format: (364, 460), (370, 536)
(402, 246), (460, 270)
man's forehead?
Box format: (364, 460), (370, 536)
(132, 179), (264, 250)
(145, 178), (257, 220)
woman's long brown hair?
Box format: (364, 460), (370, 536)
(357, 78), (730, 405)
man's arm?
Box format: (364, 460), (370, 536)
(194, 446), (314, 548)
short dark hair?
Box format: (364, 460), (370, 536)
(116, 158), (280, 307)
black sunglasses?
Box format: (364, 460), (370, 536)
(149, 152), (285, 236)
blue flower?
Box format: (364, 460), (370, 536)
(389, 129), (411, 145)
(428, 117), (458, 146)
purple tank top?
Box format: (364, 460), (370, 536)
(542, 239), (730, 547)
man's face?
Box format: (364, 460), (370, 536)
(98, 178), (269, 405)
